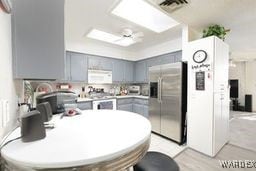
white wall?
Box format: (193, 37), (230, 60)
(66, 40), (138, 60)
(66, 38), (182, 61)
(229, 62), (246, 105)
(245, 61), (256, 111)
(0, 10), (22, 140)
(136, 38), (182, 60)
(229, 61), (256, 111)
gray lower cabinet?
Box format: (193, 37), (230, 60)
(118, 104), (133, 112)
(143, 106), (149, 118)
(117, 98), (149, 118)
(12, 0), (65, 79)
(133, 104), (144, 115)
(77, 102), (92, 110)
(117, 98), (133, 112)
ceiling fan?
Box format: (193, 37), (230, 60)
(115, 28), (144, 44)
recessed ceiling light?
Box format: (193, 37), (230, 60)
(86, 29), (135, 47)
(111, 0), (179, 33)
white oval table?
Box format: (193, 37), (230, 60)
(1, 110), (151, 171)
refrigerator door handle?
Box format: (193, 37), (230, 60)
(159, 77), (162, 103)
(158, 77), (161, 103)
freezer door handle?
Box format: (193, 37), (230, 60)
(158, 77), (161, 103)
(159, 77), (162, 103)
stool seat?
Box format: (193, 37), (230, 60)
(134, 152), (179, 171)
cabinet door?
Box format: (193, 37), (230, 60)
(134, 61), (147, 83)
(174, 51), (182, 62)
(88, 56), (101, 70)
(88, 56), (112, 70)
(12, 0), (65, 79)
(143, 106), (149, 118)
(124, 61), (134, 82)
(70, 53), (87, 81)
(133, 104), (144, 115)
(159, 53), (175, 65)
(113, 60), (125, 82)
(65, 52), (71, 81)
(118, 104), (133, 112)
(77, 102), (92, 110)
(101, 58), (113, 71)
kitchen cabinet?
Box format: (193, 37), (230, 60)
(12, 0), (65, 79)
(143, 106), (149, 118)
(65, 52), (71, 81)
(113, 60), (134, 83)
(112, 60), (125, 82)
(134, 61), (147, 83)
(124, 61), (134, 82)
(117, 98), (133, 112)
(65, 52), (88, 82)
(118, 104), (133, 112)
(88, 56), (113, 71)
(77, 102), (92, 110)
(133, 104), (144, 116)
(70, 53), (88, 82)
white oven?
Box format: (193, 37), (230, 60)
(93, 99), (116, 110)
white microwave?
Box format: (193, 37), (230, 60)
(88, 70), (112, 84)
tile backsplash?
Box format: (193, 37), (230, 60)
(28, 81), (149, 97)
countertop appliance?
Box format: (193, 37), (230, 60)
(88, 70), (112, 84)
(36, 91), (77, 114)
(21, 110), (46, 142)
(149, 62), (187, 145)
(93, 99), (117, 110)
(36, 102), (52, 122)
(128, 85), (140, 95)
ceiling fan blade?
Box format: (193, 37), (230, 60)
(114, 37), (125, 42)
(133, 32), (144, 38)
(133, 37), (143, 43)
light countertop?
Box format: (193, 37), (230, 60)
(1, 110), (151, 169)
(77, 95), (149, 102)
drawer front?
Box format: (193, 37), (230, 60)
(77, 102), (92, 110)
(118, 104), (133, 112)
(117, 98), (133, 105)
(133, 98), (148, 105)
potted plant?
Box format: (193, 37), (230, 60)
(202, 24), (230, 41)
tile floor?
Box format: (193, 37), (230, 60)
(142, 111), (256, 171)
(149, 133), (187, 157)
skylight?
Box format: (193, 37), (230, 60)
(86, 29), (135, 47)
(111, 0), (179, 33)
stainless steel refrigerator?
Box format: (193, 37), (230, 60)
(149, 62), (187, 144)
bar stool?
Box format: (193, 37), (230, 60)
(134, 152), (179, 171)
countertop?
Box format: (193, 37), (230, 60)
(1, 110), (151, 169)
(77, 95), (149, 102)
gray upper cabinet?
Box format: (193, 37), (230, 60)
(88, 55), (113, 71)
(12, 0), (65, 79)
(112, 60), (125, 82)
(134, 60), (147, 83)
(70, 53), (88, 82)
(65, 52), (71, 81)
(124, 61), (134, 82)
